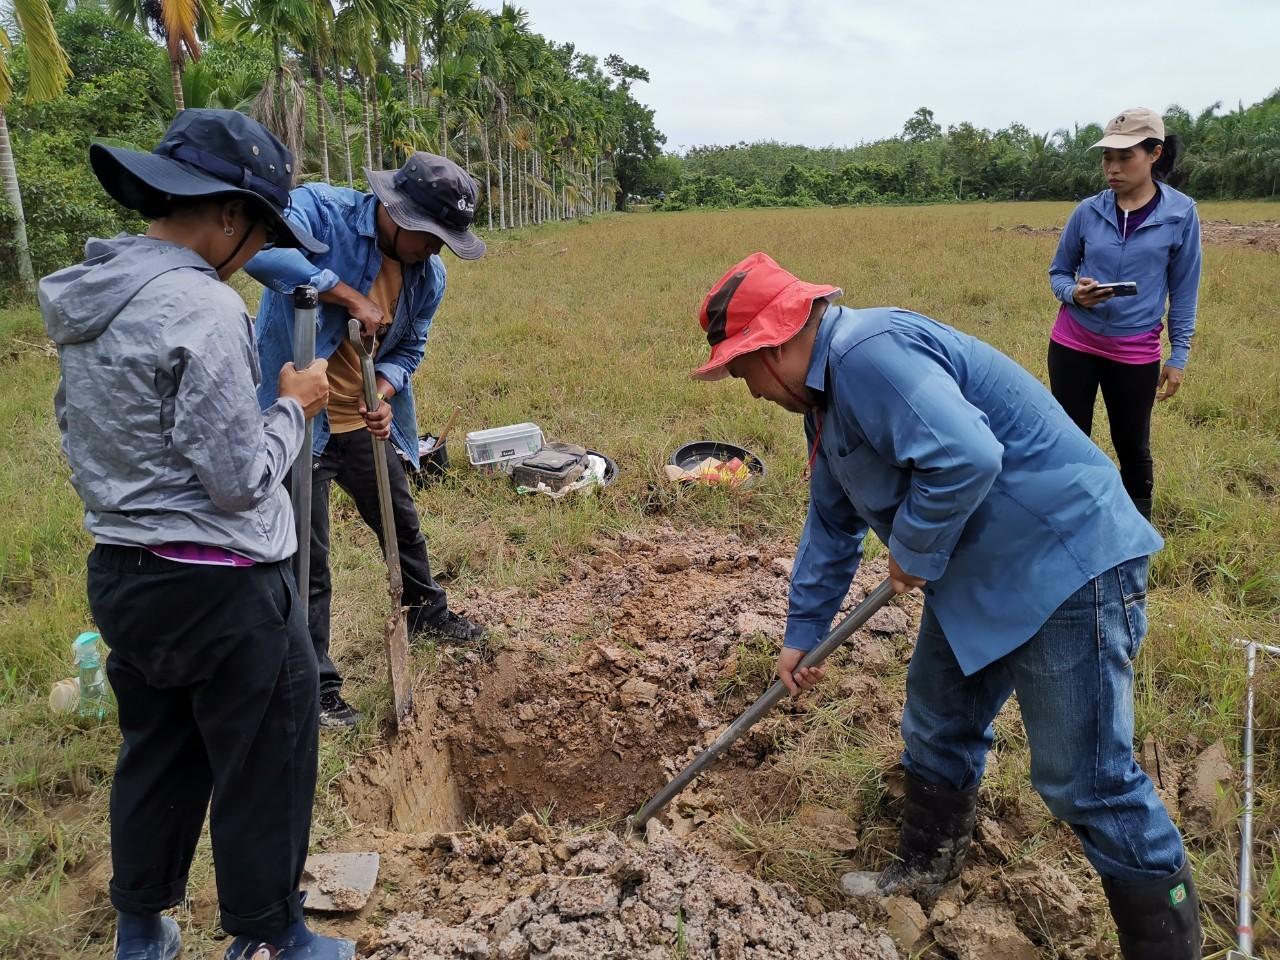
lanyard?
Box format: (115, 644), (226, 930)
(760, 352), (824, 479)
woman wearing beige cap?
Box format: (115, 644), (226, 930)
(1047, 106), (1202, 521)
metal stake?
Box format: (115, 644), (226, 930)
(290, 286), (319, 592)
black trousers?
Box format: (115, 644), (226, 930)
(87, 545), (317, 939)
(299, 429), (447, 695)
(1047, 340), (1161, 505)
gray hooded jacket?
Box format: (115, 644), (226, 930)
(40, 235), (304, 563)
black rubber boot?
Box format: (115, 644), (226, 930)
(1102, 859), (1202, 959)
(1133, 496), (1154, 521)
(841, 771), (979, 901)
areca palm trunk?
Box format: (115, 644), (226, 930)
(335, 69), (353, 185)
(360, 75), (374, 170)
(371, 80), (383, 167)
(0, 108), (35, 292)
(171, 58), (185, 111)
(507, 139), (514, 228)
(496, 126), (506, 230)
(310, 60), (330, 182)
(482, 123), (493, 230)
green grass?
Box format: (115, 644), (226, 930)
(2, 202), (1278, 957)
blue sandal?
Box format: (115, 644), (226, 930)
(222, 920), (354, 960)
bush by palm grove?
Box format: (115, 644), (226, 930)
(653, 101), (1280, 210)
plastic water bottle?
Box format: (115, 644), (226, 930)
(73, 631), (108, 720)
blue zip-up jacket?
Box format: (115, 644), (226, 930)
(1049, 184), (1201, 368)
(786, 306), (1162, 676)
(246, 183), (447, 467)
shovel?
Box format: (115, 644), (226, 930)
(348, 319), (413, 727)
(290, 286), (319, 591)
(630, 578), (896, 832)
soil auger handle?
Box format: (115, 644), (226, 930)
(630, 577), (897, 833)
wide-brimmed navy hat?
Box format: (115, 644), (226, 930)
(365, 152), (485, 260)
(89, 108), (326, 254)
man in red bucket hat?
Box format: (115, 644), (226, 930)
(694, 253), (1202, 959)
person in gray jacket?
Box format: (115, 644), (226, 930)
(39, 110), (352, 960)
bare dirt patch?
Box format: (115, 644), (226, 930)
(329, 524), (1211, 958)
(995, 218), (1280, 252)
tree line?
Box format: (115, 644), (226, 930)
(0, 0), (667, 294)
(654, 99), (1280, 211)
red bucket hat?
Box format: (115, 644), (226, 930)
(692, 252), (841, 381)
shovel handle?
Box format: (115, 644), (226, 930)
(630, 578), (897, 831)
(431, 406), (463, 452)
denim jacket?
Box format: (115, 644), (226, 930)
(246, 183), (447, 467)
(786, 306), (1162, 675)
(1049, 185), (1201, 368)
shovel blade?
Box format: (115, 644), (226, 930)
(301, 852), (380, 913)
(385, 613), (413, 726)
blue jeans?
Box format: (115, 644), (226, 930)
(901, 556), (1185, 884)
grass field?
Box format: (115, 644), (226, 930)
(1, 202), (1277, 958)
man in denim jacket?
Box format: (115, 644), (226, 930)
(248, 153), (486, 727)
(694, 253), (1202, 960)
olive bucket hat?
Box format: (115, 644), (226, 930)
(365, 152), (486, 260)
(89, 108), (326, 254)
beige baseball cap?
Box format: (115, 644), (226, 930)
(1091, 107), (1165, 149)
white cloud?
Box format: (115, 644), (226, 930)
(480, 0), (1280, 150)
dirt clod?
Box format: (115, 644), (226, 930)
(362, 830), (899, 960)
(935, 901), (1039, 960)
(1181, 740), (1235, 833)
(882, 896), (928, 951)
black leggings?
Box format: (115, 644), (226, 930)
(1047, 340), (1161, 506)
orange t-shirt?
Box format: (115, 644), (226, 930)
(327, 259), (403, 433)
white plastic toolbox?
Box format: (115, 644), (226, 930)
(464, 422), (545, 474)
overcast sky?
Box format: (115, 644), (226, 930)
(479, 0), (1279, 152)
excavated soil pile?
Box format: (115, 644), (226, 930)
(359, 819), (901, 960)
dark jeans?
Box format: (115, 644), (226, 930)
(901, 557), (1185, 884)
(1047, 340), (1161, 504)
(299, 429), (447, 695)
(87, 545), (317, 939)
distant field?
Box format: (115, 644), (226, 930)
(1, 201), (1276, 957)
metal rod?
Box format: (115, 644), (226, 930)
(290, 286), (318, 592)
(1233, 638), (1280, 658)
(631, 578), (897, 831)
(1237, 640), (1256, 958)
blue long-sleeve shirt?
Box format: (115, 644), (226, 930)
(1049, 185), (1202, 368)
(785, 306), (1163, 675)
(246, 183), (446, 467)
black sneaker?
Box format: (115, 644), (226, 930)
(414, 609), (486, 646)
(318, 691), (361, 728)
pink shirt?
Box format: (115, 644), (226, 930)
(147, 543), (257, 567)
(1051, 305), (1163, 365)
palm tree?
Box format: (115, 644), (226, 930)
(422, 0), (470, 156)
(297, 0), (335, 181)
(223, 0), (310, 163)
(108, 0), (211, 112)
(1, 0), (71, 292)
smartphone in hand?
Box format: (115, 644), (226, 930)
(1094, 281), (1138, 297)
